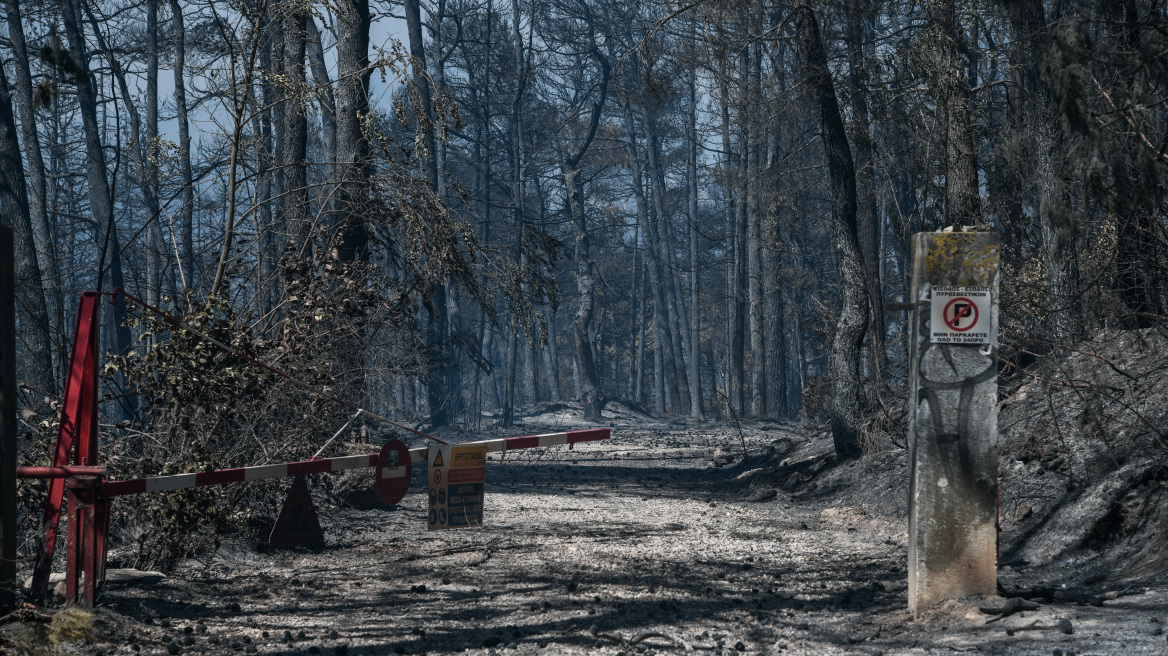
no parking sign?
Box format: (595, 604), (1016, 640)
(930, 286), (992, 344)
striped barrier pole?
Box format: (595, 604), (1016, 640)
(22, 287), (615, 608)
(18, 428), (609, 606)
(89, 428), (611, 498)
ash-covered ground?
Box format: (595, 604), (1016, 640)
(11, 397), (1166, 656)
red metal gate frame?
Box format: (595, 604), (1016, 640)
(20, 291), (612, 609)
(30, 292), (103, 601)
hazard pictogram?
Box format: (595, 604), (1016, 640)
(432, 451), (444, 467)
(942, 297), (978, 332)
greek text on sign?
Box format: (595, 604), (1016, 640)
(930, 286), (992, 344)
(427, 443), (486, 531)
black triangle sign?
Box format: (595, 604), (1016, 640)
(269, 473), (325, 547)
(433, 451), (444, 467)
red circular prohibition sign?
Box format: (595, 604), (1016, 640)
(376, 439), (413, 505)
(942, 297), (978, 332)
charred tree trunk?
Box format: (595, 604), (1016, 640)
(1005, 0), (1083, 338)
(629, 218), (640, 400)
(306, 18), (338, 198)
(281, 5), (310, 249)
(332, 0), (373, 405)
(249, 92), (268, 320)
(624, 101), (672, 413)
(763, 51), (788, 421)
(643, 111), (692, 415)
(169, 0), (196, 292)
(763, 240), (787, 419)
(1109, 0), (1159, 329)
(268, 13), (286, 274)
(334, 0), (372, 241)
(686, 33), (703, 419)
(793, 0), (869, 459)
(747, 205), (764, 420)
(565, 165), (601, 419)
(85, 4), (165, 310)
(636, 256), (647, 406)
(927, 0), (981, 228)
(732, 126), (748, 418)
(144, 0), (166, 305)
(747, 42), (765, 419)
(58, 0), (134, 374)
(543, 308), (561, 401)
(429, 0), (450, 202)
(720, 68), (745, 418)
(405, 0), (453, 426)
(501, 0), (528, 427)
(428, 0), (465, 420)
(563, 49), (610, 421)
(0, 64), (54, 398)
(4, 0), (61, 378)
(846, 0), (885, 382)
(257, 13), (279, 318)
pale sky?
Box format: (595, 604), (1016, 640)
(148, 10), (410, 160)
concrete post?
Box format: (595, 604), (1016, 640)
(907, 229), (1000, 617)
(1, 226), (16, 612)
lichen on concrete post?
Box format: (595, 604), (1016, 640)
(907, 229), (1000, 617)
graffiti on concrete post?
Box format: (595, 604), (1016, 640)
(908, 229), (1000, 617)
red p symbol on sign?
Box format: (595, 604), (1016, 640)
(943, 297), (978, 332)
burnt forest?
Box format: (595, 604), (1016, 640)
(2, 0), (1168, 654)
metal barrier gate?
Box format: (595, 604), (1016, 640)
(18, 291), (611, 608)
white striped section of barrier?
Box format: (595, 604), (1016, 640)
(101, 428), (610, 498)
(146, 473), (196, 493)
(245, 464), (288, 482)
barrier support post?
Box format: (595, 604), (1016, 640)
(907, 229), (1000, 617)
(65, 473), (102, 609)
(1, 226), (15, 612)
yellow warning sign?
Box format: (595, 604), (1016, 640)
(452, 445), (485, 467)
(427, 443), (486, 531)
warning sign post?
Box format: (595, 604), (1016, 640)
(427, 443), (486, 530)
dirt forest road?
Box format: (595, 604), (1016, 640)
(74, 412), (1168, 656)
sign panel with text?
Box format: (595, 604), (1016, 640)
(930, 286), (993, 344)
(427, 443), (485, 530)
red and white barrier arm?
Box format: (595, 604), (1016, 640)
(99, 428), (610, 498)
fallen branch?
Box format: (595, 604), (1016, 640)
(980, 597), (1040, 622)
(1005, 619), (1074, 636)
(999, 585), (1105, 607)
(589, 624), (693, 651)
